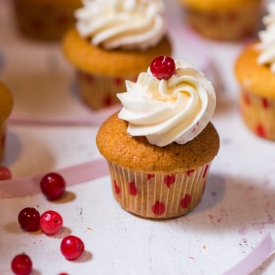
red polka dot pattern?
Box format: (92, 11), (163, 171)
(262, 98), (269, 109)
(147, 174), (155, 180)
(202, 165), (209, 178)
(164, 174), (175, 188)
(187, 170), (195, 177)
(181, 194), (191, 209)
(256, 124), (266, 138)
(114, 180), (120, 195)
(129, 182), (138, 196)
(152, 201), (166, 215)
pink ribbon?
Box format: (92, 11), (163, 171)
(0, 157), (109, 198)
(222, 232), (275, 275)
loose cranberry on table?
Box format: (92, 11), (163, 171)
(40, 210), (63, 235)
(150, 56), (176, 80)
(11, 254), (32, 275)
(0, 166), (11, 180)
(18, 207), (40, 232)
(60, 235), (85, 260)
(40, 172), (66, 200)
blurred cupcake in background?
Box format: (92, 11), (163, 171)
(235, 3), (275, 140)
(62, 0), (172, 110)
(0, 82), (13, 163)
(12, 0), (82, 41)
(177, 0), (262, 40)
(97, 56), (219, 219)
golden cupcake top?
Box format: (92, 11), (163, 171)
(96, 112), (220, 174)
(0, 82), (13, 124)
(178, 0), (261, 11)
(62, 28), (171, 76)
(235, 43), (275, 99)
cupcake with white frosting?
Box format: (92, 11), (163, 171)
(96, 56), (219, 219)
(63, 0), (172, 110)
(235, 3), (275, 140)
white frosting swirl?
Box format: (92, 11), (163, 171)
(117, 60), (216, 147)
(75, 0), (166, 50)
(257, 3), (275, 72)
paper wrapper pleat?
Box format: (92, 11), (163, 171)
(107, 161), (211, 219)
(184, 1), (260, 40)
(12, 0), (79, 41)
(76, 70), (137, 110)
(240, 89), (275, 140)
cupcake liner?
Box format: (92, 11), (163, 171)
(184, 2), (260, 40)
(76, 70), (138, 110)
(240, 90), (275, 140)
(0, 123), (6, 163)
(12, 0), (79, 41)
(107, 161), (211, 219)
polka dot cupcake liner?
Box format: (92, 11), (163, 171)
(107, 161), (211, 219)
(76, 70), (138, 110)
(240, 90), (275, 140)
(0, 123), (6, 163)
(12, 0), (79, 41)
(184, 2), (260, 40)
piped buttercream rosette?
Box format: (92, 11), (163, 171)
(117, 59), (216, 147)
(75, 0), (166, 50)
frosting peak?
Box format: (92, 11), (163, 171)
(117, 60), (216, 147)
(257, 3), (275, 72)
(75, 0), (166, 50)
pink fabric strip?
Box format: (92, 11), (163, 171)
(223, 232), (275, 275)
(0, 157), (109, 198)
(8, 104), (122, 126)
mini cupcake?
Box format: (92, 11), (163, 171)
(178, 0), (262, 40)
(0, 82), (13, 163)
(235, 3), (275, 140)
(12, 0), (82, 41)
(62, 0), (172, 110)
(96, 56), (219, 219)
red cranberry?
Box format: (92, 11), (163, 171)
(150, 56), (176, 80)
(11, 254), (32, 275)
(0, 166), (11, 180)
(40, 172), (66, 200)
(60, 235), (85, 260)
(18, 207), (40, 232)
(40, 210), (63, 235)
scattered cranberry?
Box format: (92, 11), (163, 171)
(60, 235), (85, 260)
(18, 207), (40, 232)
(11, 254), (32, 275)
(150, 56), (176, 80)
(40, 210), (63, 235)
(0, 166), (11, 180)
(40, 172), (66, 200)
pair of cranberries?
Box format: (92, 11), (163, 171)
(11, 234), (85, 275)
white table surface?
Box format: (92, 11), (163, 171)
(0, 0), (275, 274)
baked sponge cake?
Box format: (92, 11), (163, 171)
(178, 0), (262, 40)
(0, 82), (13, 163)
(63, 0), (171, 110)
(235, 3), (275, 140)
(97, 56), (220, 219)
